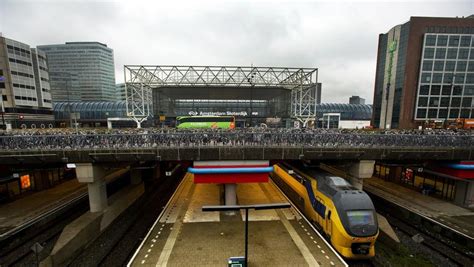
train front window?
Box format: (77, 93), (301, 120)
(329, 176), (350, 186)
(346, 210), (375, 226)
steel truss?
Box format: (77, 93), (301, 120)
(124, 65), (318, 127)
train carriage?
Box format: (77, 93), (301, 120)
(271, 163), (379, 259)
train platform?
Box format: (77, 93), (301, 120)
(364, 177), (474, 239)
(0, 179), (86, 236)
(128, 173), (347, 267)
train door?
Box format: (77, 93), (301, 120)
(317, 197), (325, 226)
(326, 210), (332, 237)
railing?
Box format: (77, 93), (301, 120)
(0, 133), (472, 151)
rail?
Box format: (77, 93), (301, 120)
(0, 191), (88, 240)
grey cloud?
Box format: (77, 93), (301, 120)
(1, 0), (471, 104)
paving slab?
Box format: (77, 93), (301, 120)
(129, 173), (346, 267)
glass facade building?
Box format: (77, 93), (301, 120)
(416, 34), (474, 120)
(38, 42), (116, 102)
(373, 15), (474, 129)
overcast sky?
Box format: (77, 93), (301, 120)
(1, 0), (472, 103)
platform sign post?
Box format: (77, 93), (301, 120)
(203, 203), (291, 267)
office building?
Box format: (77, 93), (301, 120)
(0, 36), (54, 128)
(116, 83), (126, 101)
(372, 15), (474, 129)
(349, 96), (365, 105)
(38, 42), (116, 101)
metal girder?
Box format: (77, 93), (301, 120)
(124, 65), (318, 126)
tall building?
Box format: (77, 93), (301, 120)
(349, 96), (365, 105)
(372, 15), (474, 129)
(0, 36), (54, 128)
(38, 42), (116, 101)
(315, 83), (322, 104)
(116, 83), (126, 101)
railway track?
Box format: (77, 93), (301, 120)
(0, 192), (88, 266)
(68, 166), (185, 266)
(370, 193), (474, 267)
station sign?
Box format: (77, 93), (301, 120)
(187, 111), (258, 117)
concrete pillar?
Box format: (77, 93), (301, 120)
(130, 169), (142, 185)
(465, 181), (474, 208)
(87, 179), (108, 212)
(225, 183), (237, 206)
(76, 163), (108, 212)
(454, 180), (474, 208)
(107, 120), (112, 129)
(348, 160), (375, 190)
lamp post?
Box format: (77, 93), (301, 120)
(247, 68), (256, 127)
(202, 203), (291, 267)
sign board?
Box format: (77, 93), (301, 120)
(294, 121), (301, 128)
(20, 174), (31, 189)
(160, 115), (166, 121)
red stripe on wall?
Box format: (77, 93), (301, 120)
(194, 173), (269, 184)
(193, 165), (269, 169)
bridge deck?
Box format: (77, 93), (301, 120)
(128, 173), (346, 266)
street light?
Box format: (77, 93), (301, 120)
(202, 203), (291, 267)
(247, 68), (256, 127)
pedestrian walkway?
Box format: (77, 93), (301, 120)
(0, 179), (86, 235)
(129, 173), (346, 267)
(364, 177), (474, 239)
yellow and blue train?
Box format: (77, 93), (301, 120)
(271, 163), (378, 259)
